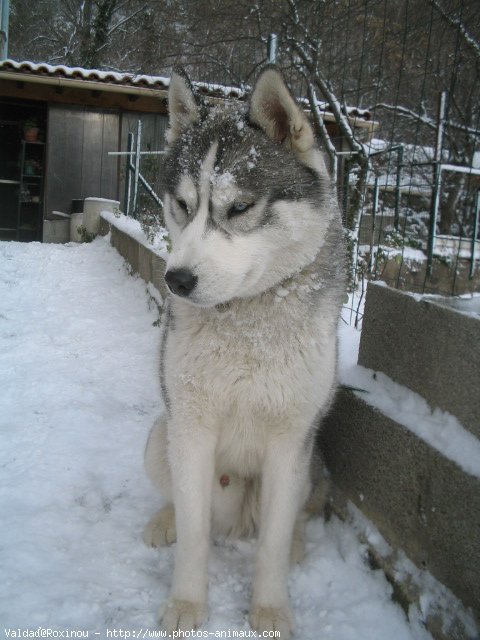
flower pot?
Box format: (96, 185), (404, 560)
(24, 127), (39, 142)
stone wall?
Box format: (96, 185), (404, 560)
(321, 388), (480, 622)
(358, 282), (480, 438)
(322, 282), (480, 632)
(99, 214), (168, 300)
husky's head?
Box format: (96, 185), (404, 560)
(163, 66), (334, 307)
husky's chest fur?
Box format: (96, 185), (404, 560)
(161, 255), (340, 476)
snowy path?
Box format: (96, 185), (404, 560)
(0, 238), (430, 639)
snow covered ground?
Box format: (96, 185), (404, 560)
(0, 237), (433, 639)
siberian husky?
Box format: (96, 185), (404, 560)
(144, 66), (346, 638)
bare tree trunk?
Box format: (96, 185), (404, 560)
(78, 0), (93, 66)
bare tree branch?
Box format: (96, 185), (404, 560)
(107, 4), (148, 38)
(305, 81), (337, 183)
(288, 37), (366, 157)
(371, 102), (480, 137)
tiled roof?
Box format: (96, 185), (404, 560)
(0, 59), (372, 121)
(0, 59), (246, 99)
(0, 58), (169, 88)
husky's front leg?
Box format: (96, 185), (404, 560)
(250, 434), (310, 639)
(160, 424), (216, 633)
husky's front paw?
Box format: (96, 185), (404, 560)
(143, 505), (176, 547)
(249, 604), (294, 639)
(159, 598), (207, 633)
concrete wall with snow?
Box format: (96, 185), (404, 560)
(322, 282), (480, 626)
(359, 282), (480, 438)
(321, 388), (480, 622)
(99, 212), (168, 301)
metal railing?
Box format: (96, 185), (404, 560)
(108, 119), (165, 218)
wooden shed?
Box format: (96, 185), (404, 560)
(0, 59), (374, 242)
(0, 60), (175, 241)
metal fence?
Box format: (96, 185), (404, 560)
(110, 118), (168, 243)
(350, 87), (480, 299)
(345, 131), (480, 327)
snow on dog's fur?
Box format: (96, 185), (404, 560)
(144, 65), (346, 638)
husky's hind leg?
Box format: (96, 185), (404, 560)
(144, 504), (176, 547)
(290, 470), (331, 564)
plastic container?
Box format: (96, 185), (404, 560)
(83, 197), (120, 236)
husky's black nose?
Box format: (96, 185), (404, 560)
(165, 268), (198, 297)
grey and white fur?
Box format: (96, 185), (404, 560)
(144, 65), (346, 638)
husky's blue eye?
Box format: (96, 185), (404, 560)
(229, 202), (252, 217)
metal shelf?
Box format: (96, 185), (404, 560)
(16, 140), (45, 241)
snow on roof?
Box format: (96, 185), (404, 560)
(0, 59), (373, 122)
(0, 59), (245, 100)
(299, 95), (372, 122)
(0, 58), (171, 90)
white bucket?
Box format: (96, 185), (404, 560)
(83, 197), (120, 236)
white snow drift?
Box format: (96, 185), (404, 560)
(0, 237), (433, 639)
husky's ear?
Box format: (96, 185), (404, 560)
(166, 68), (200, 144)
(249, 66), (314, 155)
